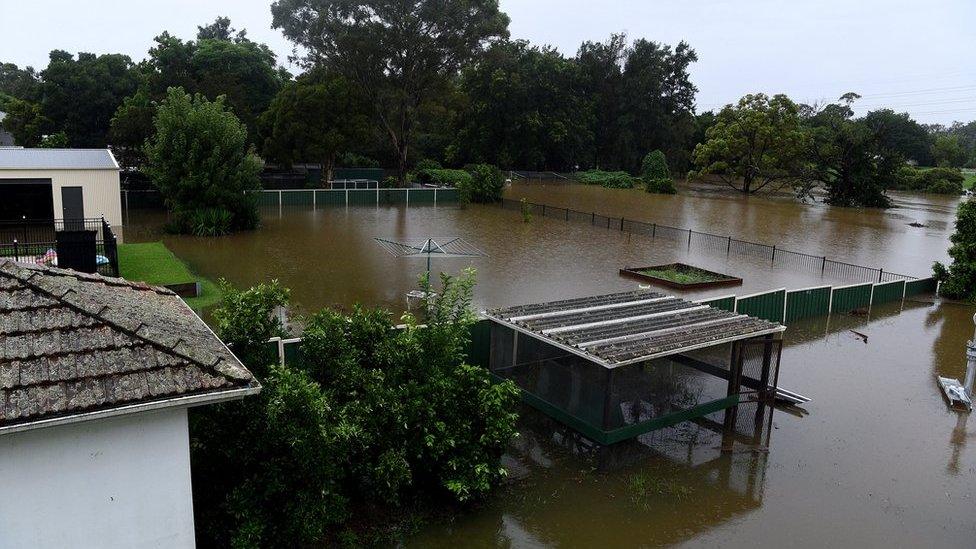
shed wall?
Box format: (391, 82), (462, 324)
(0, 168), (122, 227)
(0, 408), (195, 549)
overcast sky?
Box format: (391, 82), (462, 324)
(2, 0), (974, 124)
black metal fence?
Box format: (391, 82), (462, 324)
(501, 198), (916, 283)
(0, 217), (119, 277)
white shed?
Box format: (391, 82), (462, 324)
(0, 148), (122, 227)
(0, 260), (260, 548)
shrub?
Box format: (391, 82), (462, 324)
(415, 158), (443, 172)
(934, 199), (976, 301)
(415, 168), (473, 188)
(576, 169), (637, 189)
(641, 150), (676, 194)
(890, 166), (964, 195)
(520, 197), (532, 222)
(191, 270), (520, 546)
(461, 163), (505, 203)
(145, 87), (262, 233)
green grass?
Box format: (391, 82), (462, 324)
(118, 242), (221, 311)
(963, 170), (976, 190)
(638, 266), (727, 284)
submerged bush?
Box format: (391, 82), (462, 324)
(191, 270), (520, 547)
(415, 167), (473, 188)
(641, 150), (676, 194)
(934, 199), (976, 301)
(166, 207), (234, 236)
(461, 163), (505, 203)
(576, 169), (637, 189)
(890, 166), (964, 195)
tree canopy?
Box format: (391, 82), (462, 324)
(271, 0), (511, 183)
(934, 199), (976, 301)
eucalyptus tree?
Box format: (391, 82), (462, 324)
(271, 0), (511, 184)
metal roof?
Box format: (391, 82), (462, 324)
(485, 290), (785, 368)
(0, 148), (119, 170)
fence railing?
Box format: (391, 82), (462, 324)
(502, 198), (918, 284)
(249, 187), (460, 208)
(698, 277), (937, 324)
(0, 217), (119, 277)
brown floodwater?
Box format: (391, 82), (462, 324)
(123, 183), (976, 547)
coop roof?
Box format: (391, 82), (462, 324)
(0, 260), (259, 435)
(484, 290), (785, 368)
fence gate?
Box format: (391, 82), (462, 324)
(725, 337), (783, 434)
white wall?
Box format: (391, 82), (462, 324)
(0, 408), (196, 549)
(0, 168), (122, 227)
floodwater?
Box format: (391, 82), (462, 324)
(123, 183), (976, 547)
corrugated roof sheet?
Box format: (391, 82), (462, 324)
(485, 290), (785, 368)
(0, 148), (119, 170)
(0, 260), (258, 433)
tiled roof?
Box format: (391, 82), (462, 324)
(0, 260), (258, 433)
(0, 148), (119, 170)
(486, 290), (785, 368)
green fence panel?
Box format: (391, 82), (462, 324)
(255, 191), (279, 206)
(315, 189), (346, 206)
(410, 189), (435, 203)
(334, 167), (384, 181)
(281, 190), (313, 206)
(380, 188), (408, 204)
(347, 189), (375, 205)
(699, 295), (736, 312)
(735, 289), (786, 323)
(437, 188), (460, 203)
(785, 286), (832, 323)
(283, 340), (304, 367)
(831, 283), (872, 313)
(872, 280), (905, 305)
(905, 277), (937, 297)
(467, 319), (491, 369)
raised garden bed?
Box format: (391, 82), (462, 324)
(619, 263), (742, 289)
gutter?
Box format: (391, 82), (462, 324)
(0, 385), (260, 436)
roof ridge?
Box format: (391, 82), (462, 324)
(0, 259), (176, 296)
(1, 262), (249, 384)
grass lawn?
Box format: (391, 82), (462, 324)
(118, 242), (221, 311)
(638, 266), (727, 285)
(963, 170), (976, 190)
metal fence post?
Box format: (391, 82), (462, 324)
(652, 223), (656, 238)
(591, 212), (595, 225)
(13, 239), (18, 262)
(620, 217), (625, 231)
(687, 229), (692, 249)
(822, 256), (827, 275)
(771, 245), (776, 263)
(878, 268), (884, 283)
(727, 236), (732, 255)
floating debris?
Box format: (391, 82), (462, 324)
(908, 222), (927, 228)
(850, 329), (869, 343)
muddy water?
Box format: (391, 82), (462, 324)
(124, 185), (976, 547)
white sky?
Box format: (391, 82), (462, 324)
(2, 0), (974, 124)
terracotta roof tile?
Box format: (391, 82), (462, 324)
(0, 259), (259, 431)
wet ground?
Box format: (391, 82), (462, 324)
(123, 183), (976, 547)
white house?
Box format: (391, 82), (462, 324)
(0, 260), (260, 548)
(0, 148), (123, 227)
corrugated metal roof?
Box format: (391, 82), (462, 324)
(0, 148), (119, 170)
(485, 290), (785, 368)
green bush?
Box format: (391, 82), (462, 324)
(461, 163), (505, 203)
(191, 270), (520, 547)
(576, 169), (637, 189)
(415, 158), (443, 172)
(415, 168), (473, 188)
(166, 207), (234, 236)
(641, 150), (676, 194)
(890, 166), (964, 195)
(934, 199), (976, 301)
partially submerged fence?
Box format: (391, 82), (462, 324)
(250, 187), (460, 208)
(0, 217), (119, 277)
(502, 198), (917, 284)
(698, 277), (937, 324)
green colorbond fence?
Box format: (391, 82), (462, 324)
(698, 295), (735, 312)
(830, 283), (873, 313)
(872, 280), (906, 305)
(334, 167), (385, 181)
(251, 188), (460, 208)
(467, 319), (492, 369)
(785, 286), (832, 323)
(735, 289), (786, 323)
(905, 277), (937, 297)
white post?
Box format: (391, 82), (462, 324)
(965, 313), (976, 397)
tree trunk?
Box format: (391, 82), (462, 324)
(742, 173), (754, 194)
(396, 144), (409, 188)
(323, 153), (335, 189)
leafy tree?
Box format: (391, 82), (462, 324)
(39, 130), (68, 148)
(144, 87), (262, 234)
(934, 199), (976, 301)
(575, 34), (627, 169)
(145, 20), (285, 141)
(893, 166), (965, 195)
(618, 40), (698, 173)
(39, 51), (141, 147)
(576, 169), (637, 188)
(641, 150), (676, 194)
(0, 62), (41, 101)
(192, 271), (520, 546)
(258, 76), (369, 183)
(862, 108), (932, 166)
(452, 40), (593, 170)
(931, 134), (968, 168)
(689, 93), (808, 194)
(271, 0), (511, 184)
(109, 87), (156, 169)
(0, 97), (51, 146)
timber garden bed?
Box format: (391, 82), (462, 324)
(619, 263), (742, 289)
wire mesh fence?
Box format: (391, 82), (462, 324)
(500, 198), (918, 284)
